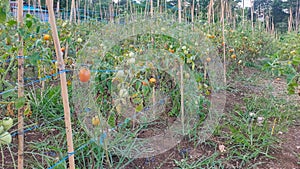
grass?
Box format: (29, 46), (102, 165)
(1, 61), (298, 169)
(173, 64), (300, 168)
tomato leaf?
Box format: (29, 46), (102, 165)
(108, 114), (116, 127)
(36, 25), (40, 33)
(135, 104), (143, 112)
(0, 7), (6, 24)
(25, 18), (33, 29)
(292, 56), (300, 65)
(7, 20), (17, 27)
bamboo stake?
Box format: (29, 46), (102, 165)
(251, 0), (254, 33)
(242, 0), (244, 29)
(99, 0), (102, 21)
(159, 0), (162, 13)
(84, 0), (86, 20)
(297, 0), (300, 32)
(157, 0), (159, 14)
(70, 0), (76, 22)
(212, 0), (214, 24)
(266, 15), (269, 33)
(178, 0), (181, 22)
(164, 0), (167, 13)
(46, 1), (75, 169)
(288, 7), (293, 32)
(17, 0), (24, 168)
(180, 63), (184, 132)
(221, 0), (226, 84)
(296, 0), (299, 32)
(109, 3), (114, 23)
(208, 0), (213, 25)
(33, 0), (36, 15)
(56, 1), (60, 19)
(38, 0), (42, 19)
(76, 0), (80, 24)
(271, 19), (275, 34)
(177, 0), (184, 132)
(191, 0), (195, 23)
(233, 11), (236, 30)
(66, 0), (68, 20)
(183, 1), (186, 22)
(28, 0), (30, 14)
(144, 0), (148, 17)
(150, 0), (153, 16)
(152, 86), (155, 119)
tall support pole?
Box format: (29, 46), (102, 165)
(47, 0), (76, 168)
(17, 0), (24, 168)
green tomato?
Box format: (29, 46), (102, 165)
(0, 132), (12, 145)
(2, 117), (13, 130)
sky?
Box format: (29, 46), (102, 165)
(238, 0), (253, 8)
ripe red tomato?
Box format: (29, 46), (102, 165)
(79, 68), (91, 82)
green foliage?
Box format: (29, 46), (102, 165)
(264, 33), (300, 94)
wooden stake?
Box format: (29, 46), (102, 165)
(17, 0), (24, 168)
(152, 86), (155, 117)
(56, 1), (60, 19)
(191, 0), (195, 23)
(178, 0), (181, 23)
(28, 0), (30, 13)
(46, 1), (75, 169)
(266, 15), (269, 33)
(297, 0), (299, 32)
(251, 0), (254, 33)
(212, 0), (214, 24)
(109, 3), (114, 23)
(288, 7), (293, 32)
(180, 63), (184, 132)
(150, 0), (153, 16)
(221, 0), (226, 84)
(33, 0), (36, 15)
(99, 0), (102, 21)
(207, 0), (212, 25)
(242, 0), (244, 29)
(70, 0), (76, 22)
(178, 0), (184, 132)
(76, 0), (80, 24)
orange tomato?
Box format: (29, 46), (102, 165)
(169, 48), (175, 53)
(44, 34), (51, 41)
(79, 68), (91, 82)
(207, 34), (215, 39)
(231, 54), (236, 59)
(61, 47), (65, 52)
(149, 78), (156, 83)
(142, 81), (148, 86)
(92, 116), (100, 126)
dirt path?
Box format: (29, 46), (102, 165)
(238, 67), (300, 169)
(264, 79), (300, 169)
